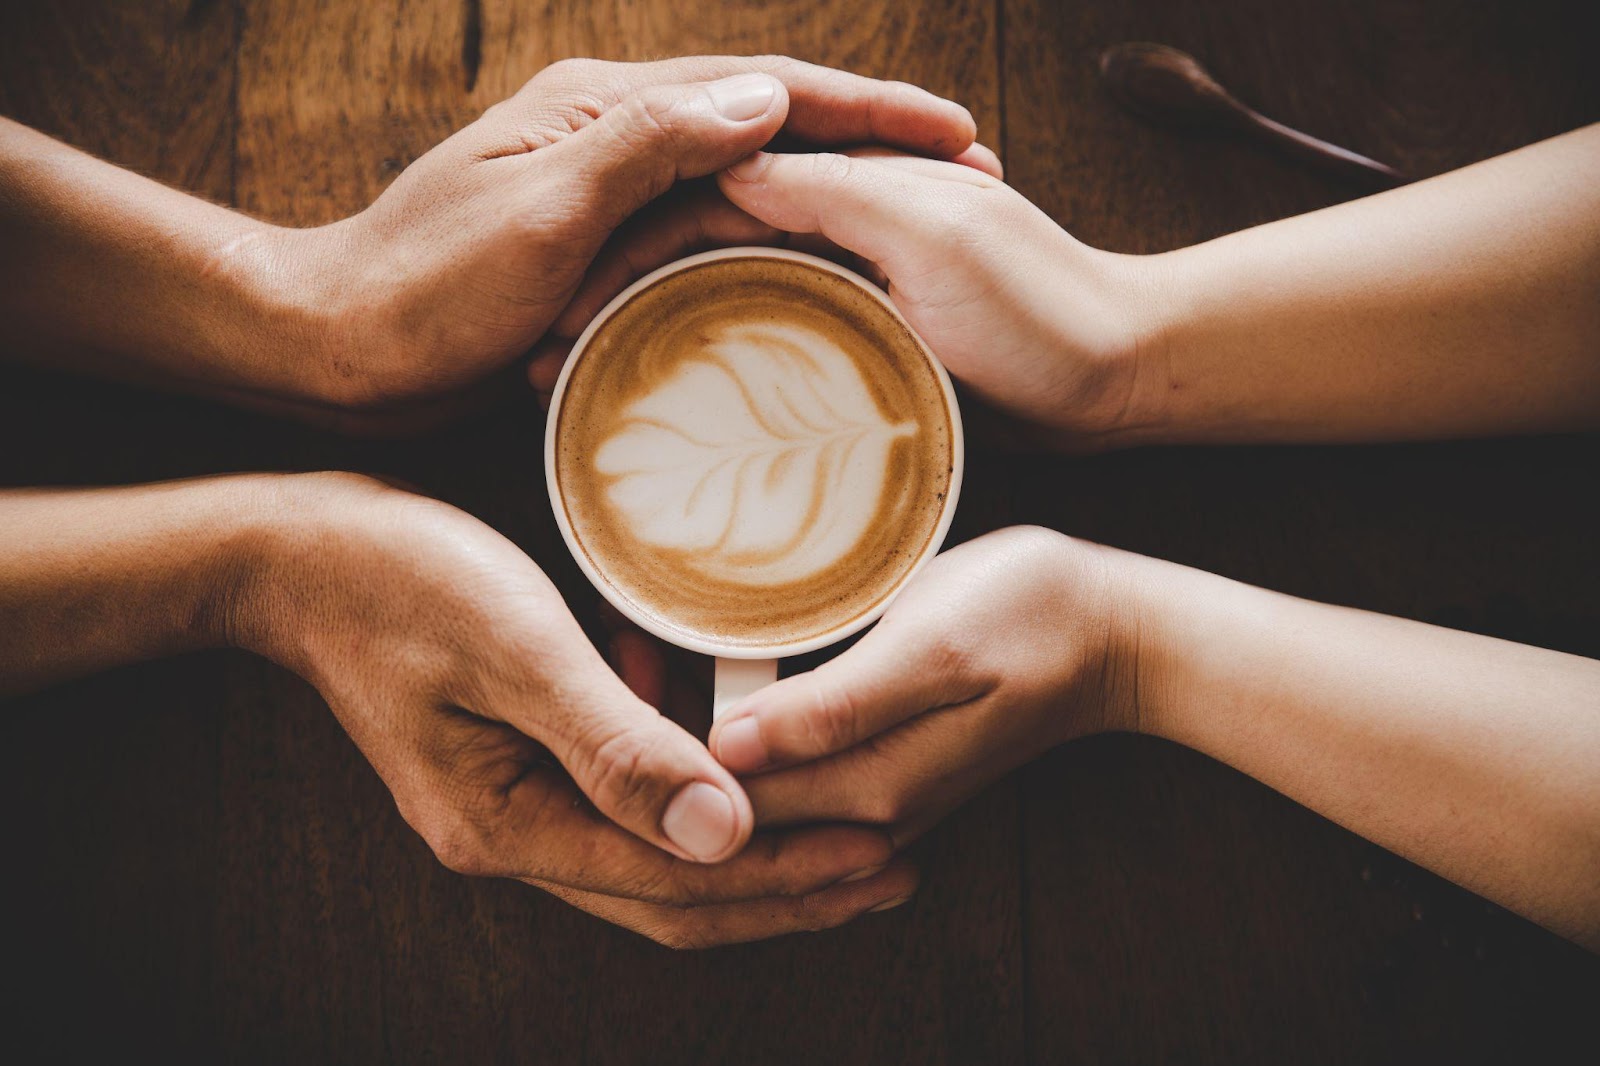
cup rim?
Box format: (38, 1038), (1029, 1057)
(544, 246), (965, 660)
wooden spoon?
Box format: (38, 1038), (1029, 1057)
(1099, 42), (1407, 188)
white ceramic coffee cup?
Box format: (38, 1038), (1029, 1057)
(545, 247), (964, 719)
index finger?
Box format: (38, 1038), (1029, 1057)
(537, 55), (979, 157)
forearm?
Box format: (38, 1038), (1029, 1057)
(1127, 553), (1600, 948)
(1121, 124), (1600, 445)
(0, 118), (333, 405)
(0, 476), (280, 697)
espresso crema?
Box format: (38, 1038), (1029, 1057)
(553, 256), (954, 650)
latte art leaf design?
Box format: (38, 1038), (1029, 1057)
(594, 323), (917, 585)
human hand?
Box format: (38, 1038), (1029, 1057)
(522, 145), (1005, 408)
(268, 57), (978, 428)
(707, 150), (1170, 450)
(712, 513), (1600, 951)
(706, 527), (1139, 842)
(232, 472), (915, 946)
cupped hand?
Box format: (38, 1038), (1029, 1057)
(278, 57), (978, 427)
(706, 527), (1139, 843)
(709, 150), (1170, 450)
(234, 473), (915, 946)
(524, 144), (1004, 408)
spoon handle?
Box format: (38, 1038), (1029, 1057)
(1240, 107), (1408, 187)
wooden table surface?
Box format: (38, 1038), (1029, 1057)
(2, 1), (1597, 1062)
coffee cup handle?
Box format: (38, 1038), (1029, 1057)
(713, 658), (778, 722)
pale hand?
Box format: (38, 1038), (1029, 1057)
(713, 151), (1166, 450)
(708, 527), (1135, 842)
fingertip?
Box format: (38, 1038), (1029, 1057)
(948, 99), (979, 148)
(767, 75), (793, 126)
(816, 858), (920, 916)
(950, 141), (1004, 179)
(715, 155), (778, 225)
(704, 72), (786, 125)
(662, 780), (745, 863)
(833, 826), (897, 877)
(723, 150), (772, 185)
(714, 714), (769, 774)
(888, 79), (976, 153)
(713, 675), (820, 772)
(868, 893), (914, 914)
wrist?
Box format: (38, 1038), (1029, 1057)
(174, 473), (309, 657)
(221, 471), (354, 667)
(1038, 534), (1159, 741)
(1103, 238), (1273, 450)
(215, 221), (360, 407)
(223, 471), (424, 675)
(0, 476), (305, 696)
(1075, 248), (1187, 451)
(0, 122), (370, 415)
(1116, 550), (1279, 746)
(1032, 244), (1184, 453)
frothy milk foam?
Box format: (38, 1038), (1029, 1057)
(554, 256), (954, 651)
(595, 321), (917, 584)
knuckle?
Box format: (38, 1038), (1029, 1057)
(662, 875), (713, 909)
(750, 53), (796, 73)
(420, 808), (499, 877)
(810, 151), (857, 187)
(533, 57), (601, 88)
(798, 676), (861, 754)
(615, 90), (681, 147)
(618, 854), (691, 906)
(576, 726), (659, 819)
(649, 920), (708, 951)
(998, 524), (1069, 560)
(399, 763), (521, 879)
(856, 786), (908, 827)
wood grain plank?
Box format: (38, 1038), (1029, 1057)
(1002, 1), (1600, 1062)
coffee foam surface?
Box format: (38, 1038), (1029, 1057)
(555, 257), (953, 651)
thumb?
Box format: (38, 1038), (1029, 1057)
(711, 620), (988, 775)
(545, 73), (789, 230)
(500, 659), (754, 864)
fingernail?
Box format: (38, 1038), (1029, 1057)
(839, 863), (886, 885)
(869, 894), (913, 913)
(662, 781), (739, 862)
(725, 152), (770, 183)
(716, 716), (768, 773)
(707, 73), (777, 122)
